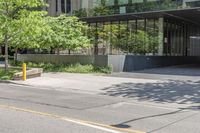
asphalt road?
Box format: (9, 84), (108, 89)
(0, 83), (199, 133)
(0, 107), (113, 133)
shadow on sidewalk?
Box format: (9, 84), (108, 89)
(101, 80), (200, 105)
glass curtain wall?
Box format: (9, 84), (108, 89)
(88, 18), (160, 55)
(87, 17), (200, 56)
(61, 0), (71, 14)
(188, 23), (200, 56)
(163, 17), (200, 56)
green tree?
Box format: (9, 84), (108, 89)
(73, 8), (88, 18)
(0, 0), (47, 71)
(88, 23), (120, 55)
(91, 6), (114, 16)
(148, 35), (158, 54)
(118, 30), (150, 54)
(10, 11), (51, 60)
(46, 15), (91, 55)
(135, 30), (150, 54)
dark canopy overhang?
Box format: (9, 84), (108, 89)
(80, 7), (200, 25)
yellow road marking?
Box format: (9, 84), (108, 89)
(0, 104), (146, 133)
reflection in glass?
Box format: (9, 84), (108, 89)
(73, 0), (200, 17)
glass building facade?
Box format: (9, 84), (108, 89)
(47, 0), (200, 56)
(48, 0), (200, 17)
(73, 0), (200, 17)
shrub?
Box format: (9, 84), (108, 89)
(0, 68), (20, 80)
(11, 61), (112, 74)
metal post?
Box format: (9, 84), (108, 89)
(22, 63), (27, 81)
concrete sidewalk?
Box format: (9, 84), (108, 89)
(11, 72), (200, 110)
(13, 72), (159, 94)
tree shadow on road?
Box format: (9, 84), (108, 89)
(112, 109), (184, 129)
(101, 80), (200, 130)
(101, 80), (200, 104)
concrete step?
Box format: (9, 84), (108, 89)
(13, 68), (43, 80)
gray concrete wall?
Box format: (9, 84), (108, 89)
(93, 55), (108, 67)
(17, 54), (109, 67)
(122, 56), (200, 72)
(17, 54), (94, 65)
(108, 55), (125, 72)
(17, 54), (200, 72)
(107, 55), (200, 72)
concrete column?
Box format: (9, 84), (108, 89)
(71, 0), (80, 14)
(78, 0), (82, 9)
(88, 0), (94, 9)
(81, 0), (89, 9)
(47, 0), (57, 16)
(64, 0), (66, 13)
(158, 18), (164, 56)
(57, 0), (62, 15)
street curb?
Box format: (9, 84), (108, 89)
(0, 80), (13, 84)
(0, 80), (33, 87)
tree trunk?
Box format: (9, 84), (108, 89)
(94, 45), (98, 55)
(14, 48), (18, 62)
(0, 46), (2, 55)
(4, 39), (8, 71)
(57, 48), (60, 55)
(50, 47), (55, 54)
(68, 49), (71, 55)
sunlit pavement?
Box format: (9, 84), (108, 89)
(1, 65), (200, 133)
(0, 81), (200, 133)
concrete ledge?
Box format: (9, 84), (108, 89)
(13, 68), (43, 80)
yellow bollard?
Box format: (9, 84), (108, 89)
(22, 63), (27, 81)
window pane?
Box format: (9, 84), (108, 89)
(105, 0), (115, 6)
(118, 0), (129, 5)
(132, 0), (143, 4)
(119, 6), (126, 14)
